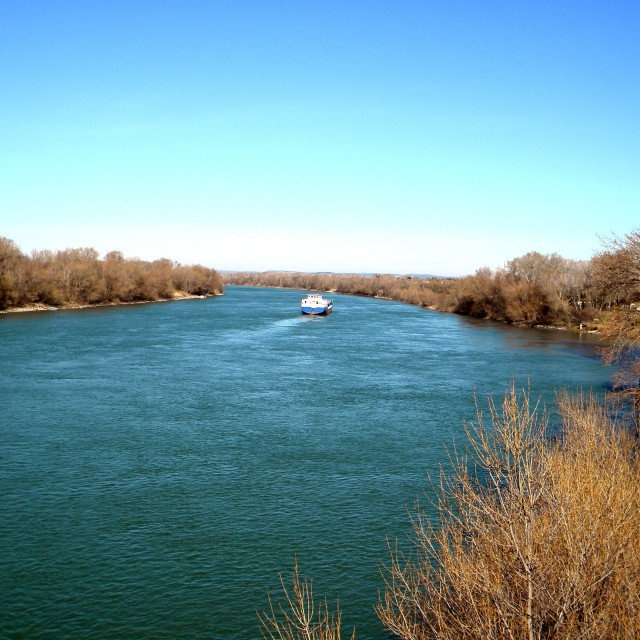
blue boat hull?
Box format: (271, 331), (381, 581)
(301, 306), (332, 315)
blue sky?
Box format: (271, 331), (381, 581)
(1, 1), (638, 276)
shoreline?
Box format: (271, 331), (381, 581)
(2, 284), (601, 336)
(0, 292), (222, 315)
(225, 282), (600, 335)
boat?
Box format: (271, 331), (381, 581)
(301, 293), (333, 315)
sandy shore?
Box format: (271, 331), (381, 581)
(0, 292), (221, 315)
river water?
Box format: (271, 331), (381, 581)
(0, 286), (610, 639)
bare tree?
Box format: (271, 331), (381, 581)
(592, 229), (640, 301)
(592, 228), (640, 410)
(0, 237), (223, 310)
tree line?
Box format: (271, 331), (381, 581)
(224, 250), (626, 329)
(0, 237), (223, 310)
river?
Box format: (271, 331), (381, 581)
(0, 286), (610, 639)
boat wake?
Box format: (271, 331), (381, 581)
(220, 316), (308, 346)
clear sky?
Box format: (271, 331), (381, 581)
(1, 1), (638, 276)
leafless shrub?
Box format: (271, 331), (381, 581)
(258, 559), (355, 640)
(377, 385), (640, 639)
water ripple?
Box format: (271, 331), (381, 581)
(0, 288), (609, 639)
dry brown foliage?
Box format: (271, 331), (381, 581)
(224, 254), (597, 328)
(377, 386), (640, 639)
(225, 271), (454, 311)
(592, 229), (640, 302)
(592, 228), (640, 405)
(0, 237), (223, 310)
(261, 387), (640, 639)
(258, 558), (355, 640)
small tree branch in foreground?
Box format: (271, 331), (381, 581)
(258, 558), (355, 640)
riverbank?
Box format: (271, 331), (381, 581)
(223, 270), (601, 330)
(0, 238), (225, 313)
(224, 280), (601, 335)
(0, 291), (221, 315)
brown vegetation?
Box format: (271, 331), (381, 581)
(591, 229), (640, 406)
(258, 558), (354, 640)
(226, 270), (454, 310)
(225, 250), (605, 329)
(377, 387), (640, 639)
(0, 236), (223, 311)
(263, 387), (640, 639)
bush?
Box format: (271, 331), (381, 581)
(377, 386), (640, 639)
(258, 559), (354, 640)
(262, 387), (640, 639)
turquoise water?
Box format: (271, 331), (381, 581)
(0, 286), (610, 639)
